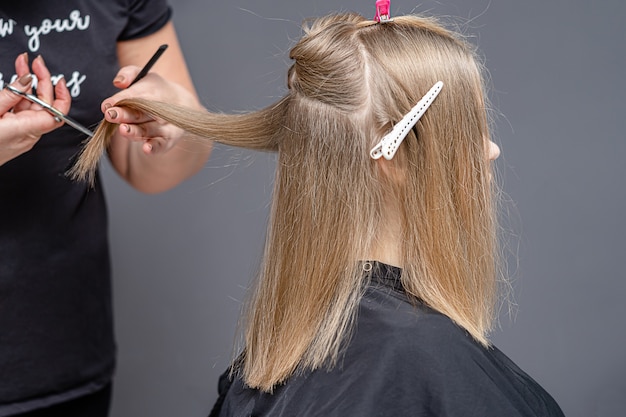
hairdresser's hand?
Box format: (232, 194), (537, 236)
(102, 67), (202, 155)
(0, 54), (70, 166)
(105, 23), (211, 194)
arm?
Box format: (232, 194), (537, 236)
(0, 54), (71, 166)
(105, 21), (212, 194)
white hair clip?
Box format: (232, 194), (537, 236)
(370, 81), (443, 160)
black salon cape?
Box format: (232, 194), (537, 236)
(210, 263), (565, 417)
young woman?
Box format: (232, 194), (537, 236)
(82, 7), (565, 417)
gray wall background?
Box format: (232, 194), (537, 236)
(102, 1), (626, 416)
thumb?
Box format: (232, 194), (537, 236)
(1, 74), (33, 114)
(111, 65), (142, 89)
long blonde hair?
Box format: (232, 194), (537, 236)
(72, 12), (499, 391)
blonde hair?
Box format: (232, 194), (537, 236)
(71, 12), (499, 391)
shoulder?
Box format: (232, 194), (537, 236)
(219, 288), (565, 417)
(357, 285), (481, 363)
(118, 0), (172, 41)
(346, 287), (566, 416)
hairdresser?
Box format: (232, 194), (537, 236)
(0, 2), (210, 416)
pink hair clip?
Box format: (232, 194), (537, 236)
(374, 0), (392, 23)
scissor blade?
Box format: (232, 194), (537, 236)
(60, 114), (94, 137)
(5, 84), (94, 137)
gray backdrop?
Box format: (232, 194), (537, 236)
(103, 1), (626, 416)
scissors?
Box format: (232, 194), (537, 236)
(4, 83), (94, 138)
(4, 44), (168, 139)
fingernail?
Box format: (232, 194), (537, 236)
(21, 52), (29, 64)
(122, 124), (130, 133)
(18, 74), (33, 86)
(35, 55), (45, 65)
(114, 75), (124, 84)
(103, 103), (112, 110)
(107, 109), (118, 119)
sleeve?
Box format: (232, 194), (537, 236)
(117, 0), (173, 41)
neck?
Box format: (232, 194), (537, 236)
(365, 204), (404, 268)
(367, 240), (403, 268)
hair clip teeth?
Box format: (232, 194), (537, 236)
(370, 81), (444, 160)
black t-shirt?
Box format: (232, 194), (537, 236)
(0, 1), (171, 414)
(213, 263), (565, 417)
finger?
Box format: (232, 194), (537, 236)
(142, 135), (175, 155)
(143, 139), (157, 155)
(0, 74), (33, 114)
(31, 55), (54, 104)
(105, 106), (154, 125)
(135, 130), (177, 156)
(101, 66), (144, 112)
(12, 53), (33, 113)
(2, 104), (64, 140)
(51, 76), (71, 114)
(117, 122), (146, 142)
(117, 122), (168, 148)
(116, 122), (160, 154)
(111, 65), (142, 89)
(14, 52), (30, 78)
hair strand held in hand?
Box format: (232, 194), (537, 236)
(66, 121), (117, 186)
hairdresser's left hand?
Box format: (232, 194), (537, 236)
(103, 22), (212, 194)
(102, 69), (201, 155)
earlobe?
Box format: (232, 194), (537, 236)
(488, 141), (500, 161)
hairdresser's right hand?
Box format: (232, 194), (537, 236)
(0, 54), (71, 166)
(102, 66), (203, 155)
